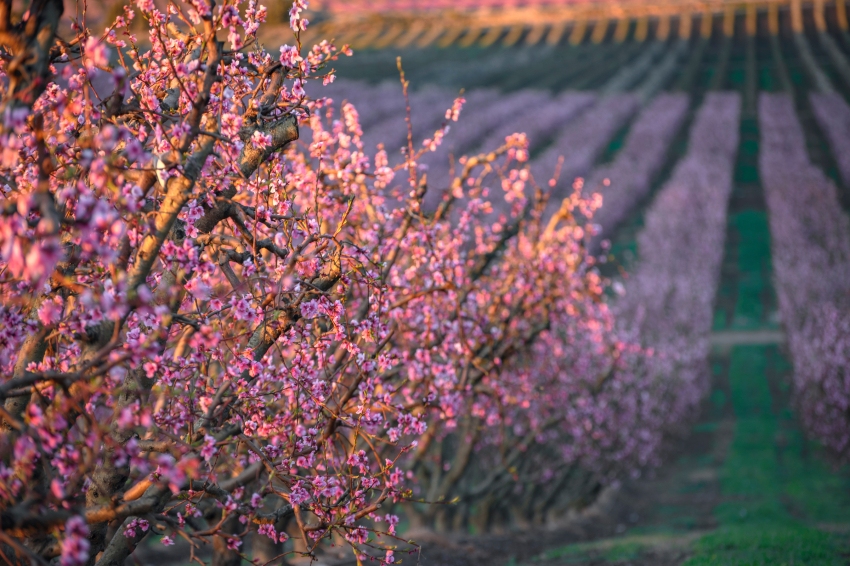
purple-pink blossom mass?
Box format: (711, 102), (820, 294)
(1, 0), (849, 564)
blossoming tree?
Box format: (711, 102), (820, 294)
(0, 0), (633, 564)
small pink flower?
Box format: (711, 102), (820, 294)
(200, 435), (217, 461)
(50, 478), (65, 499)
(36, 297), (63, 329)
(279, 44), (301, 68)
(258, 523), (276, 541)
(251, 130), (272, 150)
(289, 0), (308, 31)
(143, 362), (158, 379)
(250, 492), (263, 508)
(446, 96), (465, 122)
(60, 517), (90, 566)
(84, 36), (110, 70)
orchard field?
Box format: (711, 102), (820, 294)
(1, 1), (850, 566)
(310, 5), (850, 563)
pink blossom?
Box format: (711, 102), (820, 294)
(289, 0), (309, 31)
(123, 518), (150, 538)
(258, 523), (277, 541)
(250, 492), (263, 508)
(60, 517), (90, 566)
(251, 130), (272, 150)
(37, 296), (64, 325)
(280, 44), (301, 68)
(83, 36), (110, 71)
(51, 479), (65, 499)
(445, 96), (465, 122)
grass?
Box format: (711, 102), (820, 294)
(535, 535), (696, 564)
(729, 210), (775, 330)
(686, 525), (848, 566)
(683, 346), (850, 565)
(683, 253), (850, 564)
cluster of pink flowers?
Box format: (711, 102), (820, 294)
(615, 92), (741, 445)
(585, 93), (690, 252)
(809, 92), (850, 189)
(759, 93), (850, 462)
(419, 88), (554, 210)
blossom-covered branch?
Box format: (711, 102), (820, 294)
(585, 92), (690, 252)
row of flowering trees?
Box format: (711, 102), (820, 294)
(759, 93), (850, 463)
(586, 92), (689, 252)
(810, 92), (850, 190)
(615, 92), (741, 448)
(405, 93), (742, 532)
(0, 2), (689, 566)
(534, 94), (639, 217)
(426, 90), (597, 220)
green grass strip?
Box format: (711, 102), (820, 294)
(684, 346), (850, 565)
(686, 525), (847, 566)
